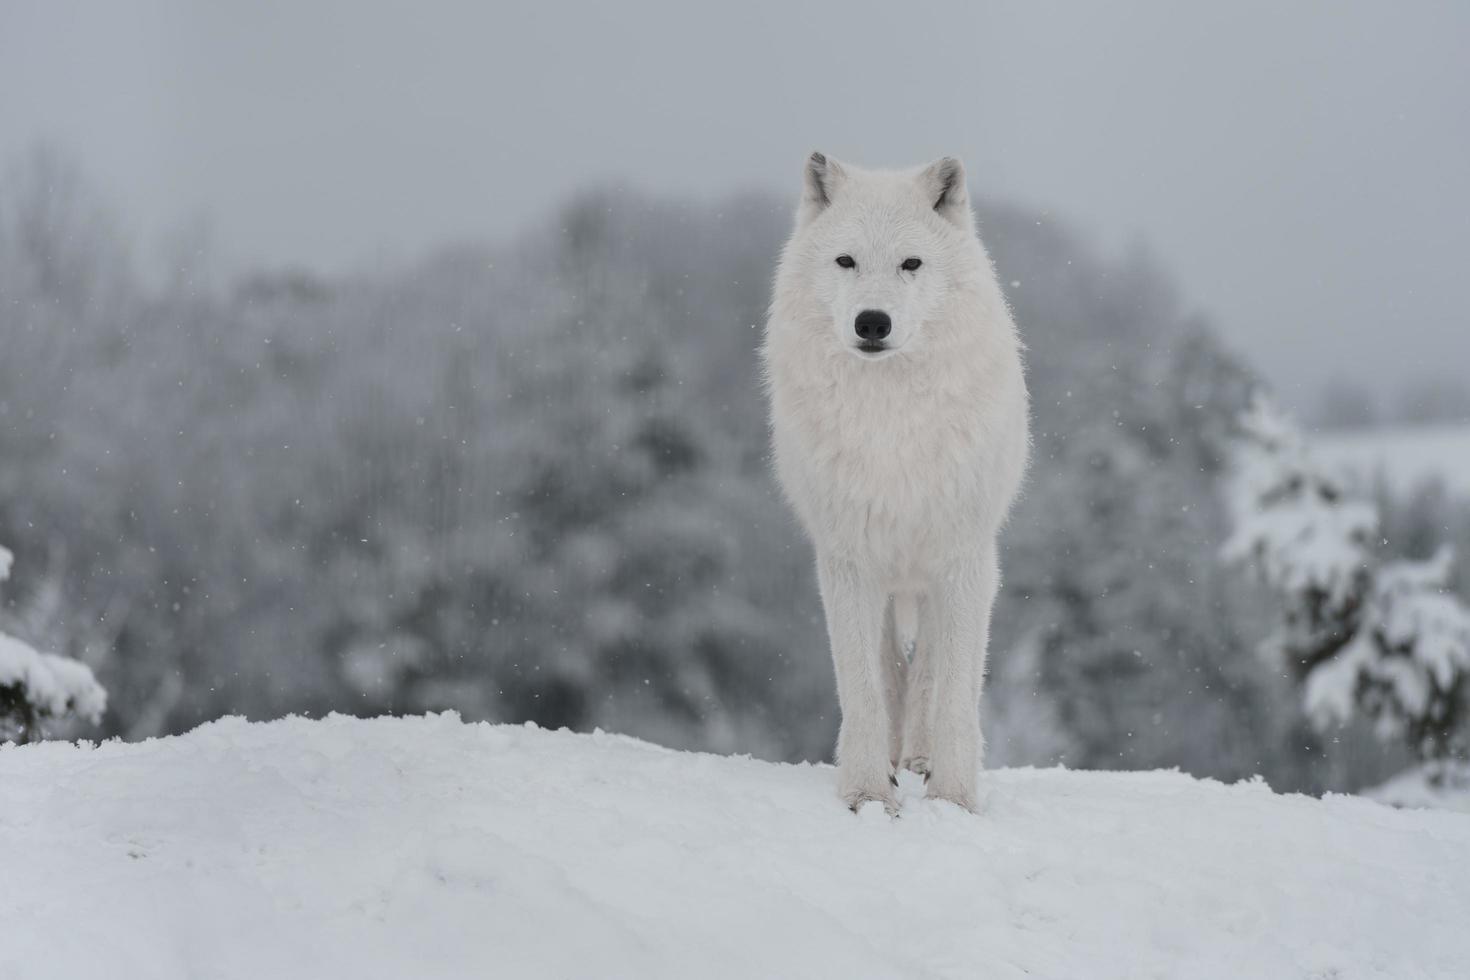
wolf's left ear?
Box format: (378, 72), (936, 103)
(919, 157), (970, 227)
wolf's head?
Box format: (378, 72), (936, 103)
(783, 152), (978, 360)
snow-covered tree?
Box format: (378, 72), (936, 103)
(0, 543), (107, 744)
(1223, 394), (1470, 763)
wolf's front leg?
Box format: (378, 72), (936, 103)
(816, 554), (897, 813)
(881, 600), (908, 771)
(927, 550), (999, 812)
(899, 598), (935, 778)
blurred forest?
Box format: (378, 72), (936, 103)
(4, 147), (1464, 792)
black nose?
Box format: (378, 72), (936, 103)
(854, 309), (891, 342)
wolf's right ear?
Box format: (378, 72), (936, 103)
(799, 151), (846, 225)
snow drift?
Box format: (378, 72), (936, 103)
(3, 714), (1467, 979)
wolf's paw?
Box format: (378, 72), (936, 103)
(844, 787), (900, 817)
(925, 773), (978, 813)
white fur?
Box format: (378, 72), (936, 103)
(762, 154), (1030, 812)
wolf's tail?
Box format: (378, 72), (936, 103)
(893, 593), (919, 663)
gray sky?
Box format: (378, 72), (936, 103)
(3, 0), (1467, 408)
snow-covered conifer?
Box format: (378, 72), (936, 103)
(1223, 394), (1470, 763)
(0, 543), (107, 743)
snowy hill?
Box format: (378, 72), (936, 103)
(3, 715), (1468, 979)
(1316, 422), (1470, 497)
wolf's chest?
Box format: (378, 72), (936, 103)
(775, 371), (988, 565)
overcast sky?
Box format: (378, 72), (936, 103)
(3, 1), (1467, 409)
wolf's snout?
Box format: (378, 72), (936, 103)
(854, 310), (891, 343)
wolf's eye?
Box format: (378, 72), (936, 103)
(835, 254), (856, 269)
(901, 257), (922, 272)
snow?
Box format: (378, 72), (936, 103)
(3, 714), (1468, 979)
(1316, 422), (1470, 498)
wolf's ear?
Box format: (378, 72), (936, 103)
(799, 151), (846, 224)
(919, 157), (970, 227)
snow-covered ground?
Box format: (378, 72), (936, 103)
(1316, 421), (1470, 498)
(3, 715), (1468, 979)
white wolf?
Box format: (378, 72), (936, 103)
(762, 153), (1030, 813)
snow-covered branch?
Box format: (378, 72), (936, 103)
(0, 542), (107, 743)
